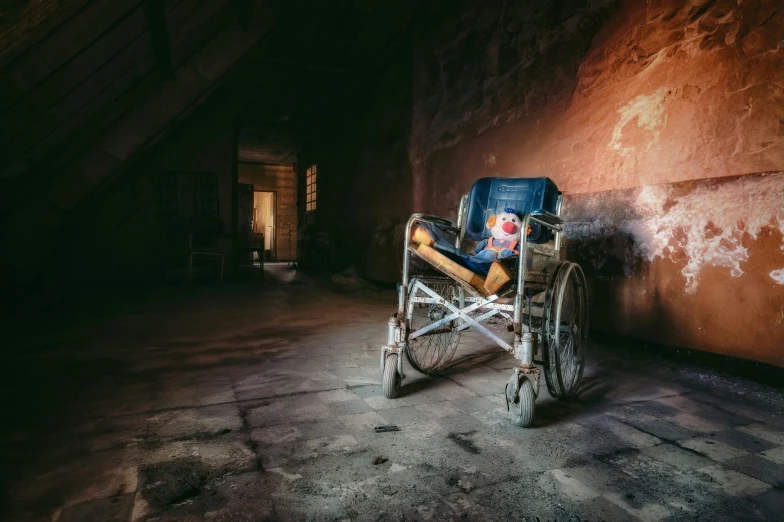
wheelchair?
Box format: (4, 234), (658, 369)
(380, 177), (588, 427)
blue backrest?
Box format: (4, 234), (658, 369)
(464, 177), (560, 244)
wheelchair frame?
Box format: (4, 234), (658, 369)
(380, 190), (588, 427)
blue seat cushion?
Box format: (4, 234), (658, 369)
(433, 245), (493, 276)
(464, 177), (560, 244)
(415, 223), (493, 276)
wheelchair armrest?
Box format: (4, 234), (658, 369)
(528, 211), (563, 228)
(409, 213), (455, 229)
(407, 213), (459, 234)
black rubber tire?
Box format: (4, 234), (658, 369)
(543, 262), (588, 400)
(509, 377), (535, 428)
(543, 262), (568, 398)
(382, 353), (401, 399)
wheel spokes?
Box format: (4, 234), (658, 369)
(407, 281), (461, 373)
(559, 275), (578, 392)
(547, 263), (588, 398)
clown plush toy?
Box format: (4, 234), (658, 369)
(471, 208), (531, 262)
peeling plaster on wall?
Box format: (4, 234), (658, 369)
(608, 87), (670, 158)
(779, 218), (784, 252)
(770, 217), (784, 284)
(565, 172), (784, 293)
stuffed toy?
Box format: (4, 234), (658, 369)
(471, 208), (531, 262)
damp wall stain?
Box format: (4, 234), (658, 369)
(562, 173), (784, 367)
(563, 172), (784, 293)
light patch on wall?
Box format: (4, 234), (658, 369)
(608, 87), (670, 157)
(630, 174), (784, 292)
(779, 218), (784, 252)
(565, 173), (784, 293)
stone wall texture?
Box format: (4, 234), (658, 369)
(401, 0), (784, 364)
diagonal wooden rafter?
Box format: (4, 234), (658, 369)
(146, 0), (172, 76)
(2, 0), (278, 226)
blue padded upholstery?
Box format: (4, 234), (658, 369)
(464, 177), (560, 244)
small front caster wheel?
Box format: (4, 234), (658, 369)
(382, 353), (402, 399)
(507, 376), (535, 427)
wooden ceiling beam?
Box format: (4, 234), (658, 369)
(146, 0), (172, 76)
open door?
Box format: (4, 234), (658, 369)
(254, 191), (275, 260)
(237, 183), (254, 263)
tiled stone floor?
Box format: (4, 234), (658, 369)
(1, 266), (784, 521)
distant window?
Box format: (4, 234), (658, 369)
(306, 164), (317, 212)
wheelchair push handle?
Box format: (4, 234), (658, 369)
(528, 210), (563, 228)
(407, 213), (456, 229)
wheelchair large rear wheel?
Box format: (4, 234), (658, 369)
(543, 262), (588, 399)
(405, 279), (462, 375)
